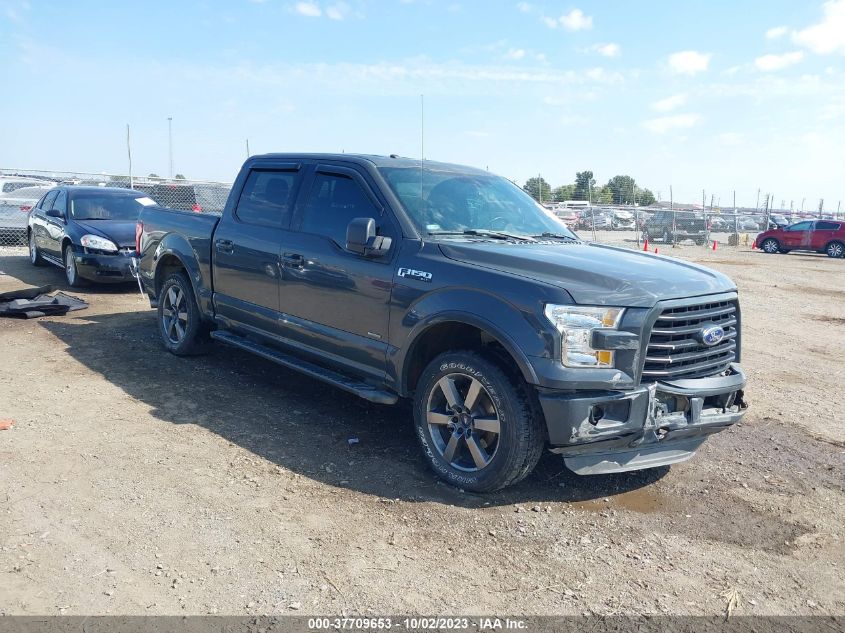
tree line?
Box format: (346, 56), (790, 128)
(523, 171), (656, 207)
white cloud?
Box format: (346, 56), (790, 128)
(516, 2), (531, 13)
(542, 16), (558, 28)
(295, 1), (321, 17)
(668, 50), (711, 74)
(792, 0), (845, 54)
(766, 25), (788, 39)
(325, 2), (350, 20)
(717, 132), (744, 146)
(754, 51), (804, 71)
(642, 113), (701, 134)
(651, 93), (687, 112)
(594, 43), (620, 58)
(505, 48), (526, 60)
(559, 8), (592, 30)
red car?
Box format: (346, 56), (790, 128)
(755, 219), (845, 258)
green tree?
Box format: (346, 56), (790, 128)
(175, 173), (186, 180)
(523, 176), (552, 203)
(637, 188), (656, 206)
(148, 173), (160, 178)
(552, 184), (576, 202)
(573, 171), (595, 201)
(595, 184), (614, 204)
(606, 175), (636, 204)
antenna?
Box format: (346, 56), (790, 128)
(420, 94), (425, 204)
(126, 124), (133, 189)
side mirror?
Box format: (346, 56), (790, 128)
(346, 217), (392, 257)
(46, 208), (64, 219)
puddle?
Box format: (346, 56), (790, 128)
(571, 488), (667, 514)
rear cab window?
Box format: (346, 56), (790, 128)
(234, 169), (299, 228)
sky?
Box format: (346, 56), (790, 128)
(1, 0), (844, 209)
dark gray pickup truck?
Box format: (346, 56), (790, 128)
(137, 154), (747, 492)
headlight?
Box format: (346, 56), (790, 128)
(543, 304), (624, 368)
(80, 234), (118, 252)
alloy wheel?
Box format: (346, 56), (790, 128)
(161, 286), (188, 344)
(828, 242), (844, 258)
(29, 233), (37, 263)
(426, 373), (501, 472)
(65, 248), (77, 284)
(762, 239), (779, 254)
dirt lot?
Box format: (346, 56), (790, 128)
(0, 243), (843, 617)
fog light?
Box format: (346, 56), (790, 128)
(589, 405), (605, 425)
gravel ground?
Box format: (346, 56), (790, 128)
(0, 242), (843, 617)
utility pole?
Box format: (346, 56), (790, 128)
(167, 117), (173, 180)
(126, 124), (133, 189)
(245, 139), (250, 159)
(755, 188), (760, 212)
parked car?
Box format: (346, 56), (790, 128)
(0, 184), (56, 244)
(609, 209), (635, 230)
(575, 211), (612, 231)
(642, 210), (707, 244)
(27, 186), (159, 285)
(755, 219), (845, 258)
(768, 214), (789, 230)
(707, 216), (729, 232)
(0, 176), (56, 194)
(136, 153), (748, 492)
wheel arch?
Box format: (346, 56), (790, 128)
(400, 312), (540, 397)
(825, 239), (845, 256)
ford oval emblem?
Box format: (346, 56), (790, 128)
(700, 324), (725, 347)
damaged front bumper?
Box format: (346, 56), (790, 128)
(538, 364), (748, 475)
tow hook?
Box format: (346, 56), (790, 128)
(736, 390), (748, 410)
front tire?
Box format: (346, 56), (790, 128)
(157, 271), (207, 355)
(29, 232), (45, 266)
(63, 244), (84, 287)
(413, 351), (544, 492)
(760, 238), (780, 254)
(826, 241), (844, 258)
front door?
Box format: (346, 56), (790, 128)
(44, 189), (68, 258)
(212, 166), (301, 335)
(277, 164), (397, 383)
(781, 220), (813, 250)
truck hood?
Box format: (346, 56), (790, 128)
(438, 240), (736, 308)
(74, 220), (137, 248)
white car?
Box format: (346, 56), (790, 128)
(0, 183), (57, 245)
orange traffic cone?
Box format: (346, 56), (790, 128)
(643, 238), (649, 251)
(751, 241), (757, 250)
(712, 240), (718, 251)
(654, 247), (659, 254)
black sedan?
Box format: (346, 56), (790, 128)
(27, 186), (156, 286)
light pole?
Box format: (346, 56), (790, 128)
(168, 117), (173, 179)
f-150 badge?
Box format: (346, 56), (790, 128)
(397, 268), (432, 283)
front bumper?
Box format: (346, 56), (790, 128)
(538, 364), (747, 475)
(74, 250), (136, 283)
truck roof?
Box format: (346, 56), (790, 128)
(251, 153), (489, 175)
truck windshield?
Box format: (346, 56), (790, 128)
(379, 166), (577, 240)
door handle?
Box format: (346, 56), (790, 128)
(215, 239), (234, 254)
(282, 252), (304, 267)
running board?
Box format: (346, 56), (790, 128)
(210, 330), (398, 405)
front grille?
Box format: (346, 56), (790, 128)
(642, 299), (738, 381)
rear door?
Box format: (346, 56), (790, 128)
(32, 189), (59, 255)
(211, 164), (302, 335)
(781, 220), (814, 250)
(44, 190), (68, 258)
(276, 163), (398, 382)
(812, 221), (841, 251)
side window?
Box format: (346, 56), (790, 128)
(235, 170), (297, 228)
(40, 190), (59, 211)
(299, 172), (383, 247)
(787, 221), (812, 232)
(52, 191), (68, 214)
(816, 221), (839, 230)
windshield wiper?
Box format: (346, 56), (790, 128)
(532, 232), (579, 241)
(428, 229), (536, 242)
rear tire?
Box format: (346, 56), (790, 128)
(826, 241), (844, 258)
(760, 238), (780, 254)
(157, 271), (208, 355)
(29, 232), (45, 266)
(413, 351), (544, 492)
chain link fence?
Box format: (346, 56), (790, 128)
(0, 168), (231, 249)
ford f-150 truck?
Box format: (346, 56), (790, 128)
(136, 154), (747, 492)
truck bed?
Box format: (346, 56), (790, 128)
(137, 206), (221, 304)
